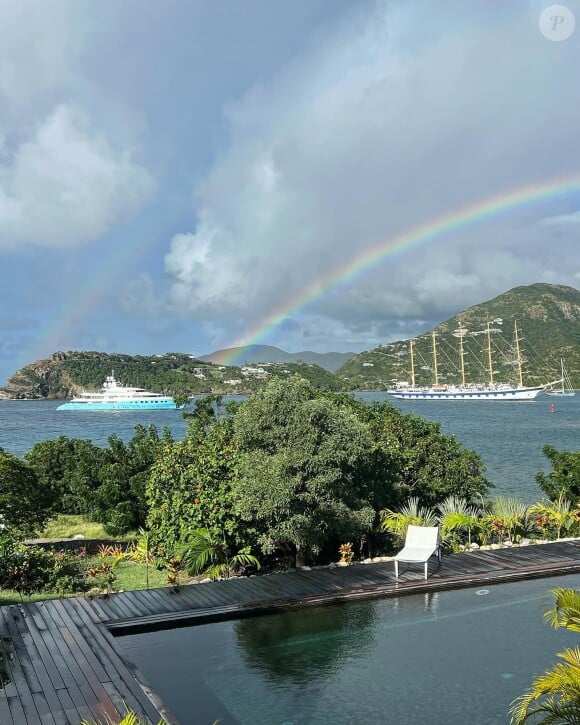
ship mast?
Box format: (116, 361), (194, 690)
(514, 320), (524, 388)
(486, 321), (494, 385)
(432, 330), (439, 385)
(456, 320), (467, 387)
(409, 338), (416, 387)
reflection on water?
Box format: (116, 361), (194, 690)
(117, 575), (580, 725)
(235, 601), (377, 686)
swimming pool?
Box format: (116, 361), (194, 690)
(117, 574), (580, 724)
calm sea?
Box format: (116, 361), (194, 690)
(0, 393), (578, 502)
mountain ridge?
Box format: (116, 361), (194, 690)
(199, 344), (355, 372)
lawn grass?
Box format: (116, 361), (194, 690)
(39, 514), (137, 541)
(0, 559), (171, 607)
(40, 514), (111, 539)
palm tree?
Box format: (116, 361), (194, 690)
(179, 527), (260, 581)
(125, 529), (155, 589)
(510, 588), (580, 724)
(489, 496), (529, 544)
(437, 496), (480, 548)
(530, 495), (577, 541)
(380, 497), (438, 542)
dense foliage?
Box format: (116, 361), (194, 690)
(233, 378), (383, 565)
(25, 426), (173, 535)
(146, 416), (243, 557)
(0, 448), (55, 536)
(146, 378), (491, 567)
(8, 376), (578, 587)
(536, 445), (580, 502)
(25, 437), (106, 514)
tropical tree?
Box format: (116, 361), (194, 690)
(536, 446), (580, 503)
(146, 414), (243, 557)
(179, 527), (260, 580)
(510, 588), (580, 724)
(233, 377), (381, 566)
(380, 497), (438, 542)
(0, 448), (54, 536)
(359, 401), (491, 507)
(94, 425), (173, 535)
(24, 436), (105, 514)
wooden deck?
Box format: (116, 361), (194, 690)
(1, 540), (580, 724)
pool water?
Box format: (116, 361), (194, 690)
(117, 575), (580, 725)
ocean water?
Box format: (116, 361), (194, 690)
(0, 393), (578, 502)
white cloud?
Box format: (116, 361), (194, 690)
(0, 104), (153, 249)
(0, 2), (154, 252)
(541, 211), (580, 225)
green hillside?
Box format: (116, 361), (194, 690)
(1, 351), (342, 399)
(338, 283), (580, 390)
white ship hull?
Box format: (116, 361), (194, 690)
(388, 385), (544, 401)
(57, 373), (179, 411)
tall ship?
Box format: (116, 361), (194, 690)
(387, 321), (552, 401)
(56, 373), (180, 411)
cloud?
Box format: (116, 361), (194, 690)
(0, 104), (153, 250)
(541, 211), (580, 225)
(0, 105), (153, 247)
(0, 2), (154, 252)
(157, 0), (580, 351)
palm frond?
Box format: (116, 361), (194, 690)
(545, 590), (580, 633)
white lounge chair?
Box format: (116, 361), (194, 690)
(394, 525), (441, 580)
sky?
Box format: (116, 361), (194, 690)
(1, 0), (580, 383)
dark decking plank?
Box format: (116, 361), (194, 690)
(63, 603), (164, 724)
(0, 610), (42, 724)
(59, 683), (95, 724)
(115, 589), (160, 617)
(82, 595), (112, 623)
(51, 600), (110, 683)
(14, 606), (67, 693)
(0, 607), (43, 695)
(0, 692), (14, 725)
(6, 695), (27, 725)
(142, 587), (188, 613)
(30, 690), (58, 725)
(25, 607), (78, 692)
(93, 593), (137, 621)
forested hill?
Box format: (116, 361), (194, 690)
(338, 283), (580, 390)
(1, 351), (342, 400)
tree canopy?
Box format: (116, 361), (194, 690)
(536, 445), (580, 502)
(233, 378), (387, 565)
(0, 448), (54, 536)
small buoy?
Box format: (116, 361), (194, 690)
(550, 403), (556, 413)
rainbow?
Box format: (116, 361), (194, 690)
(223, 174), (580, 365)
